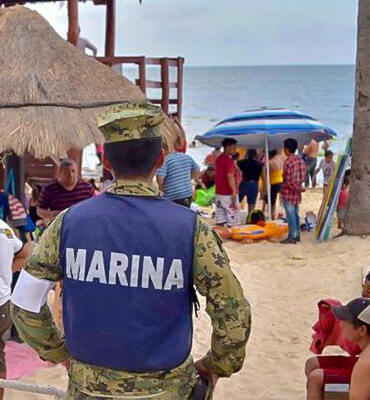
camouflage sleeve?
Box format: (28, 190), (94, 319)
(193, 217), (251, 377)
(11, 211), (68, 364)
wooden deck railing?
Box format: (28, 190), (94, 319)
(96, 56), (185, 121)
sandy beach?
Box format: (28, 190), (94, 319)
(5, 188), (367, 400)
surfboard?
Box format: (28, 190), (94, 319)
(316, 139), (352, 242)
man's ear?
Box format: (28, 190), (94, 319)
(157, 149), (165, 169)
(102, 153), (112, 172)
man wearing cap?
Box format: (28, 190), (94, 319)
(306, 298), (370, 400)
(10, 102), (251, 399)
(334, 298), (370, 400)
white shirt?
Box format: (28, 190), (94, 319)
(319, 159), (335, 185)
(0, 220), (23, 306)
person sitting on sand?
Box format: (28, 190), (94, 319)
(198, 166), (216, 190)
(306, 298), (370, 400)
(305, 299), (361, 400)
(337, 176), (350, 230)
(314, 150), (335, 196)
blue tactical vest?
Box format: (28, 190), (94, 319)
(60, 193), (196, 371)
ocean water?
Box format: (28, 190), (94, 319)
(119, 65), (355, 165)
(182, 65), (355, 164)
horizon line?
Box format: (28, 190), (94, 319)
(183, 63), (355, 68)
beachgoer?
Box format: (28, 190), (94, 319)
(334, 298), (370, 400)
(280, 138), (307, 244)
(314, 150), (335, 196)
(322, 140), (331, 153)
(337, 176), (350, 230)
(304, 139), (319, 188)
(363, 272), (370, 298)
(11, 102), (251, 399)
(28, 184), (42, 225)
(199, 166), (216, 189)
(215, 139), (242, 227)
(37, 159), (94, 222)
(233, 152), (243, 190)
(96, 144), (104, 166)
(156, 143), (201, 208)
(76, 27), (97, 56)
(305, 299), (361, 400)
(238, 149), (263, 214)
(204, 147), (221, 166)
(0, 220), (32, 400)
(262, 150), (284, 220)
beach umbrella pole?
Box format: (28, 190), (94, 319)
(265, 134), (272, 220)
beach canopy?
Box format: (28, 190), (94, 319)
(0, 6), (180, 158)
(195, 108), (337, 150)
(196, 108), (338, 220)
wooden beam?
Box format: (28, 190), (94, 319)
(105, 0), (116, 57)
(68, 0), (79, 46)
(160, 58), (170, 115)
(138, 58), (147, 95)
(67, 149), (82, 177)
(177, 57), (184, 122)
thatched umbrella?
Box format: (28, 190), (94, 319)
(0, 6), (180, 158)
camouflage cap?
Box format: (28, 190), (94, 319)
(98, 102), (165, 143)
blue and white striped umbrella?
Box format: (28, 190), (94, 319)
(195, 108), (337, 149)
(195, 108), (337, 220)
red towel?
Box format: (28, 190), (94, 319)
(310, 298), (361, 357)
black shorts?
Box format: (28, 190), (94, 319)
(264, 184), (281, 207)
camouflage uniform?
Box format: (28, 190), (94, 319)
(11, 102), (251, 400)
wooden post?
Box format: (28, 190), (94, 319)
(105, 0), (116, 57)
(177, 58), (184, 122)
(5, 153), (25, 205)
(68, 0), (79, 46)
(160, 58), (170, 115)
(138, 57), (147, 95)
(67, 149), (82, 177)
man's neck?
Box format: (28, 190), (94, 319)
(359, 336), (370, 351)
(58, 180), (78, 191)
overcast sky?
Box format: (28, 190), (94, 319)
(29, 0), (358, 66)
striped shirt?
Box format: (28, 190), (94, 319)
(157, 152), (200, 201)
(39, 180), (94, 211)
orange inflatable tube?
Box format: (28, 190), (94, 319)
(231, 221), (288, 241)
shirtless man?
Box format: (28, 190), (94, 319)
(303, 139), (319, 188)
(334, 298), (370, 400)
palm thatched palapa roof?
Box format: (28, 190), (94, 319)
(0, 6), (180, 158)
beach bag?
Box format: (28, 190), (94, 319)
(194, 186), (216, 207)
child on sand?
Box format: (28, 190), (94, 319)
(333, 298), (370, 400)
(314, 150), (335, 196)
(337, 176), (350, 229)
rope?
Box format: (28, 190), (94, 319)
(0, 379), (66, 399)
